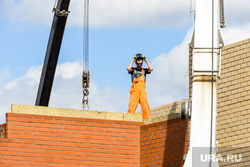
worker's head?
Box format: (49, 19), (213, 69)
(135, 53), (143, 69)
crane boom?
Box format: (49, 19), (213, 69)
(36, 0), (71, 106)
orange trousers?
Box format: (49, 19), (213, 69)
(127, 80), (150, 119)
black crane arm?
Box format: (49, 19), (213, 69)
(35, 0), (71, 106)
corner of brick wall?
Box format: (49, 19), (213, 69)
(139, 99), (190, 167)
(140, 118), (190, 167)
(0, 124), (6, 138)
(217, 38), (250, 166)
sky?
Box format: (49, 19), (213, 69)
(0, 0), (250, 123)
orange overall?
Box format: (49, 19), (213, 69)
(128, 69), (150, 119)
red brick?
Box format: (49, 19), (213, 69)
(120, 124), (130, 129)
(68, 121), (80, 126)
(63, 117), (74, 121)
(74, 126), (84, 131)
(79, 130), (89, 135)
(104, 120), (115, 124)
(53, 124), (64, 129)
(114, 120), (126, 124)
(6, 116), (18, 121)
(7, 113), (22, 118)
(84, 126), (94, 131)
(109, 132), (120, 137)
(109, 124), (120, 128)
(83, 118), (95, 123)
(78, 122), (89, 126)
(114, 128), (124, 133)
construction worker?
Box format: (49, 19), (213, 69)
(127, 53), (153, 119)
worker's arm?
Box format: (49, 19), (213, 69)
(127, 59), (135, 72)
(144, 59), (153, 72)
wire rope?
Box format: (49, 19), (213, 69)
(83, 0), (89, 73)
(82, 0), (90, 110)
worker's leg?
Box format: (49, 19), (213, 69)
(128, 88), (139, 114)
(139, 89), (150, 119)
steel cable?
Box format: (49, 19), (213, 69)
(82, 0), (90, 110)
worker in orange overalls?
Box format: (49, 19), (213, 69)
(127, 53), (153, 119)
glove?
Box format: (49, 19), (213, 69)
(142, 56), (147, 61)
(133, 56), (137, 61)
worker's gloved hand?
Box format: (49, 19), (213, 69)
(142, 56), (147, 61)
(133, 56), (137, 61)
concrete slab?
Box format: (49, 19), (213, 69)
(11, 99), (187, 124)
(11, 104), (143, 122)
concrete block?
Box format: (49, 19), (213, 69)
(11, 104), (143, 122)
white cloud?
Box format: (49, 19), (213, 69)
(1, 0), (190, 28)
(0, 65), (41, 123)
(50, 62), (129, 112)
(220, 24), (250, 46)
(87, 0), (189, 28)
(223, 0), (250, 27)
(88, 81), (129, 112)
(1, 0), (250, 29)
(55, 62), (82, 80)
(0, 0), (54, 26)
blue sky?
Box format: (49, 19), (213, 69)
(1, 0), (250, 123)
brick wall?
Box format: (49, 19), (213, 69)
(0, 124), (6, 138)
(0, 109), (189, 166)
(137, 100), (190, 166)
(1, 113), (142, 167)
(217, 38), (250, 166)
(189, 42), (193, 100)
(140, 119), (189, 167)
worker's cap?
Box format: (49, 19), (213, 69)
(135, 53), (143, 60)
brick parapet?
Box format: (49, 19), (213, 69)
(0, 108), (190, 166)
(1, 113), (142, 166)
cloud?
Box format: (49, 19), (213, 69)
(1, 0), (190, 28)
(0, 0), (54, 26)
(223, 0), (250, 27)
(0, 65), (41, 123)
(86, 0), (190, 28)
(88, 81), (129, 112)
(2, 0), (250, 29)
(220, 24), (250, 46)
(50, 62), (129, 112)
